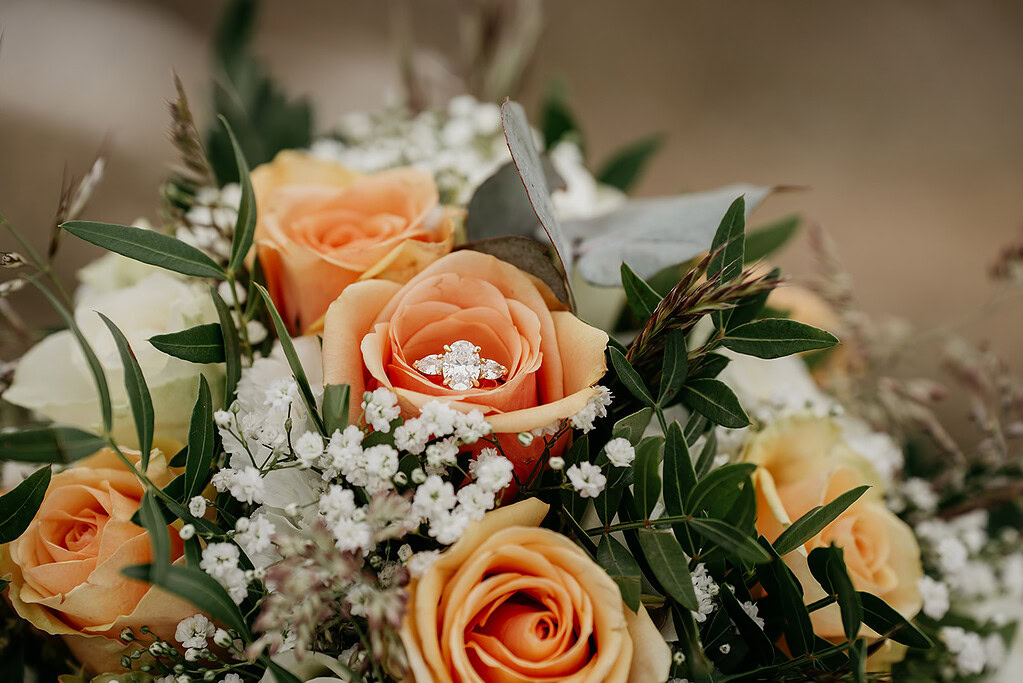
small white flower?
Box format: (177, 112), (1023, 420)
(200, 543), (240, 580)
(454, 408), (491, 444)
(214, 410), (233, 428)
(456, 483), (495, 521)
(213, 628), (233, 648)
(179, 524), (196, 540)
(221, 674), (243, 683)
(398, 543), (413, 563)
(412, 475), (457, 521)
(185, 647), (201, 662)
(395, 417), (429, 454)
(425, 437), (459, 475)
(719, 643), (731, 654)
(940, 626), (987, 675)
(469, 449), (514, 493)
(245, 319), (268, 345)
(691, 563), (720, 623)
(604, 437), (635, 467)
(548, 456), (565, 470)
(936, 537), (969, 574)
(740, 600), (765, 629)
(517, 431), (535, 446)
(235, 515), (276, 555)
(175, 614), (214, 650)
(420, 401), (459, 437)
(362, 387), (401, 432)
(408, 550), (441, 578)
(429, 508), (471, 545)
(294, 431), (325, 468)
(188, 496), (207, 518)
(566, 462), (606, 498)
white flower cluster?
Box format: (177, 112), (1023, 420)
(393, 400), (492, 461)
(690, 563), (720, 623)
(531, 385), (613, 439)
(915, 511), (1007, 602)
(412, 447), (514, 545)
(175, 184), (241, 263)
(362, 387), (401, 432)
(200, 542), (248, 604)
(939, 626), (1006, 677)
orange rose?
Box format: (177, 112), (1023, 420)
(321, 250), (609, 476)
(253, 151), (457, 333)
(744, 416), (923, 645)
(400, 498), (671, 682)
(0, 447), (197, 673)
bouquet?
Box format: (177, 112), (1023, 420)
(1, 6), (1021, 682)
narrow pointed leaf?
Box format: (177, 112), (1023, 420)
(708, 196), (746, 283)
(612, 407), (653, 445)
(849, 638), (867, 683)
(744, 214), (800, 263)
(0, 466), (51, 543)
(97, 313), (154, 467)
(638, 529), (699, 611)
(254, 283), (325, 435)
(597, 133), (664, 192)
(756, 538), (814, 656)
(658, 329), (687, 406)
(0, 426), (107, 464)
(322, 384), (351, 435)
(62, 221), (226, 279)
(687, 517), (771, 564)
(596, 535), (642, 611)
(662, 421), (696, 516)
(721, 318), (839, 359)
(621, 262), (661, 320)
(219, 116), (257, 274)
(184, 376), (215, 501)
(808, 545), (862, 641)
(772, 485), (870, 556)
(859, 592), (932, 648)
(631, 437), (663, 519)
(681, 378), (749, 428)
(210, 287), (241, 407)
(150, 323), (226, 364)
(694, 429), (718, 478)
(609, 347), (655, 407)
(688, 463), (756, 513)
(137, 491), (171, 579)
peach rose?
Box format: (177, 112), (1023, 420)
(0, 447), (197, 674)
(744, 416), (923, 645)
(400, 498), (671, 682)
(322, 250), (609, 476)
(253, 151), (457, 333)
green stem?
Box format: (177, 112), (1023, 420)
(1, 212), (74, 307)
(585, 514), (694, 536)
(226, 272), (254, 363)
(807, 595), (837, 612)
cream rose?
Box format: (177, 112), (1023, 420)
(3, 269), (223, 446)
(321, 250), (609, 477)
(252, 151), (457, 334)
(400, 498), (671, 682)
(0, 447), (196, 674)
(743, 416), (923, 643)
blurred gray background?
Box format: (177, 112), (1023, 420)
(2, 0), (1022, 380)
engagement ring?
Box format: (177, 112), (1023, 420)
(413, 340), (508, 391)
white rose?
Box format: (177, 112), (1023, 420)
(3, 270), (224, 444)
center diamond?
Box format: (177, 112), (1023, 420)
(441, 340), (482, 391)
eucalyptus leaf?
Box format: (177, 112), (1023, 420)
(61, 221), (226, 280)
(621, 262), (662, 320)
(465, 160), (566, 242)
(122, 564), (251, 639)
(502, 101), (574, 308)
(255, 283), (326, 435)
(97, 313), (154, 467)
(596, 535), (642, 612)
(183, 376), (215, 501)
(0, 426), (107, 464)
(0, 466), (51, 543)
(721, 318), (839, 359)
(218, 115), (257, 274)
(609, 347), (655, 407)
(772, 485), (870, 556)
(149, 323), (226, 364)
(461, 236), (570, 307)
(322, 384), (351, 436)
(637, 529), (699, 611)
(565, 184), (771, 286)
(681, 378), (749, 428)
(808, 545), (862, 641)
(597, 133), (665, 192)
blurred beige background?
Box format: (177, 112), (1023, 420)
(2, 0), (1022, 382)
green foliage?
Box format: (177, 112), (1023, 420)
(218, 115), (258, 274)
(637, 529), (699, 611)
(721, 318), (839, 359)
(596, 535), (642, 612)
(744, 214), (800, 263)
(137, 491), (171, 579)
(681, 378), (750, 428)
(597, 133), (665, 192)
(860, 592), (933, 648)
(0, 466), (51, 542)
(98, 313), (154, 468)
(808, 545), (862, 641)
(0, 426), (107, 464)
(211, 287), (243, 407)
(183, 376), (216, 501)
(322, 384), (351, 435)
(657, 329), (687, 406)
(539, 80), (583, 153)
(621, 262), (662, 320)
(773, 485), (870, 556)
(149, 323), (226, 364)
(609, 347), (655, 407)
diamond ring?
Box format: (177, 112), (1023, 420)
(413, 340), (508, 391)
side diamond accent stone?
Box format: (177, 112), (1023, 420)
(413, 354), (444, 375)
(480, 359), (506, 380)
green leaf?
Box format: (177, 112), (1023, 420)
(61, 221), (226, 280)
(681, 378), (750, 428)
(464, 162), (566, 242)
(859, 592), (932, 648)
(662, 421), (696, 517)
(322, 384), (351, 436)
(28, 281), (112, 434)
(210, 287), (242, 408)
(688, 463), (757, 515)
(609, 347), (655, 407)
(693, 429), (718, 478)
(808, 545), (862, 641)
(121, 564), (251, 639)
(849, 638), (867, 683)
(658, 329), (687, 406)
(218, 116), (257, 274)
(136, 491), (171, 579)
(595, 463), (632, 527)
(149, 323), (226, 364)
(184, 376), (215, 501)
(596, 535), (643, 611)
(0, 426), (107, 463)
(597, 133), (665, 192)
(97, 313), (154, 468)
(721, 318), (839, 359)
(637, 529), (699, 611)
(502, 101), (575, 309)
(726, 267), (779, 330)
(772, 485), (871, 556)
(0, 466), (51, 542)
(621, 262), (662, 320)
(612, 407), (653, 445)
(463, 236), (571, 308)
(690, 353), (731, 382)
(540, 80), (582, 152)
(265, 659), (303, 683)
(687, 517), (771, 564)
(254, 283), (326, 435)
(718, 583), (776, 664)
(670, 607), (714, 679)
(708, 196), (746, 284)
(756, 538), (814, 656)
(744, 214), (800, 263)
(631, 437), (663, 519)
(683, 412), (708, 445)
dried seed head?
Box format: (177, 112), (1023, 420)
(0, 252), (25, 268)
